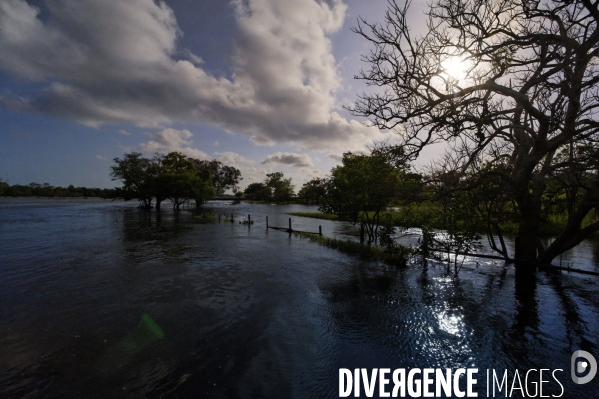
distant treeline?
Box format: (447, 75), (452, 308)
(0, 181), (118, 198)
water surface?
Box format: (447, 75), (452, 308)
(0, 199), (598, 398)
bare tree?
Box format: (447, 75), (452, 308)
(351, 0), (599, 269)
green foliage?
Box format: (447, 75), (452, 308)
(377, 214), (414, 266)
(319, 152), (407, 243)
(299, 232), (413, 267)
(110, 151), (226, 209)
(195, 212), (218, 222)
(0, 180), (117, 199)
(429, 197), (482, 277)
(297, 178), (326, 204)
(110, 152), (155, 208)
(244, 182), (270, 201)
(193, 159), (242, 195)
(285, 212), (340, 221)
(0, 179), (8, 196)
(244, 172), (295, 202)
(154, 152), (215, 209)
(265, 172), (294, 202)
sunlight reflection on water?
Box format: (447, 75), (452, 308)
(0, 199), (597, 397)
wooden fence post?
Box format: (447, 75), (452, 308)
(360, 223), (365, 244)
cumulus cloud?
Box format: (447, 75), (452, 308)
(327, 153), (343, 162)
(261, 152), (313, 167)
(214, 151), (254, 167)
(95, 154), (108, 161)
(118, 129), (132, 136)
(138, 128), (210, 159)
(0, 0), (379, 150)
(137, 129), (258, 184)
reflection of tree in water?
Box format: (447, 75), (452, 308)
(321, 262), (518, 370)
(592, 240), (599, 270)
(321, 260), (597, 390)
(118, 209), (196, 264)
(511, 273), (539, 338)
(510, 270), (598, 351)
(547, 275), (598, 354)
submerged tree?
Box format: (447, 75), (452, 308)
(153, 152), (214, 209)
(193, 160), (242, 196)
(243, 182), (270, 201)
(110, 152), (156, 209)
(265, 172), (295, 202)
(319, 152), (406, 243)
(111, 152), (217, 209)
(242, 172), (295, 202)
(352, 0), (599, 268)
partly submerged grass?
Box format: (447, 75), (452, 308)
(287, 205), (599, 238)
(296, 232), (412, 267)
(285, 212), (340, 221)
(194, 212), (218, 221)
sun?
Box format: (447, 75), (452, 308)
(441, 57), (468, 80)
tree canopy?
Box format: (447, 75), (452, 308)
(352, 0), (599, 267)
(110, 152), (241, 209)
(319, 151), (407, 243)
(243, 172), (295, 202)
(297, 178), (327, 204)
(110, 152), (155, 208)
(193, 160), (242, 195)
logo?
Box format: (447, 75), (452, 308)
(571, 350), (597, 384)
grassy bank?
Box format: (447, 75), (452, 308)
(286, 204), (598, 238)
(296, 232), (412, 266)
(285, 211), (340, 221)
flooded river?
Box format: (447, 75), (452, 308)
(0, 199), (598, 398)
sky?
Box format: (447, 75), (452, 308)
(0, 0), (430, 191)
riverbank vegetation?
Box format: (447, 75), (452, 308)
(0, 179), (117, 199)
(297, 232), (413, 267)
(287, 202), (596, 239)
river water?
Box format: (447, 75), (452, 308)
(0, 199), (598, 398)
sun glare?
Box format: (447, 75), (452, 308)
(441, 57), (468, 80)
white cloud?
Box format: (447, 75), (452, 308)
(327, 152), (343, 162)
(95, 154), (108, 161)
(214, 151), (255, 167)
(138, 128), (210, 159)
(0, 0), (380, 150)
(213, 141), (219, 147)
(261, 152), (313, 167)
(118, 129), (132, 136)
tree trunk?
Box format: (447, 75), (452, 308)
(155, 198), (163, 210)
(514, 191), (543, 272)
(539, 188), (599, 265)
(511, 270), (538, 336)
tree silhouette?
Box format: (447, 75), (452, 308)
(352, 0), (599, 268)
